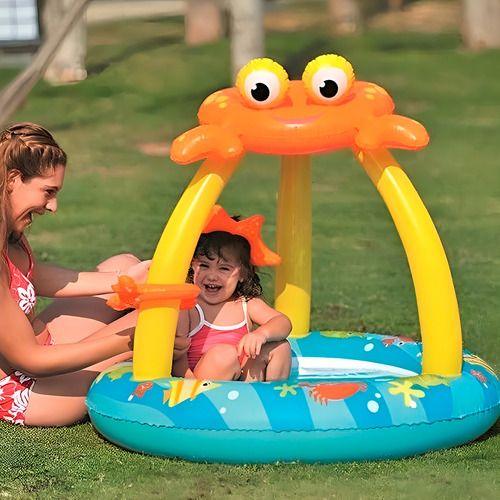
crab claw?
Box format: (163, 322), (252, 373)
(170, 125), (244, 165)
(355, 115), (429, 151)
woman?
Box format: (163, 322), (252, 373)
(0, 122), (187, 426)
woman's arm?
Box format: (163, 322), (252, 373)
(0, 278), (132, 377)
(32, 260), (150, 298)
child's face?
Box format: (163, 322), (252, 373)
(6, 165), (65, 235)
(192, 251), (244, 305)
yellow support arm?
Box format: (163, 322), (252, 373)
(355, 148), (462, 375)
(133, 157), (240, 380)
(275, 155), (312, 337)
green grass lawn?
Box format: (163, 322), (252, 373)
(1, 13), (499, 499)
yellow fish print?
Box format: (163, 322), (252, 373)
(162, 379), (221, 407)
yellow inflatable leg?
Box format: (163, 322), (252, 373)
(133, 157), (240, 380)
(275, 155), (312, 337)
(355, 148), (462, 376)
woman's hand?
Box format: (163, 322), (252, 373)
(237, 331), (267, 359)
(123, 259), (151, 284)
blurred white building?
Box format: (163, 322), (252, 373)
(0, 0), (40, 46)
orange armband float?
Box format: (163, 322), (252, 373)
(107, 275), (200, 311)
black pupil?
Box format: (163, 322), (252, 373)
(251, 83), (270, 101)
(320, 79), (338, 98)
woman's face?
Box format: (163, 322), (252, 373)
(6, 165), (65, 235)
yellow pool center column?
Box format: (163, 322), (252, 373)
(355, 148), (462, 376)
(133, 157), (240, 381)
(275, 155), (312, 337)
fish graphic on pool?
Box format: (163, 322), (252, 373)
(162, 379), (221, 407)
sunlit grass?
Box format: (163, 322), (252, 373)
(0, 14), (498, 499)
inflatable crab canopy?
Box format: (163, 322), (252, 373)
(132, 54), (458, 380)
(87, 55), (499, 463)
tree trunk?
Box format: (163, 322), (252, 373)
(229, 0), (265, 82)
(388, 0), (404, 12)
(462, 0), (500, 49)
(42, 0), (87, 83)
(327, 0), (361, 35)
(185, 0), (223, 46)
(0, 0), (91, 126)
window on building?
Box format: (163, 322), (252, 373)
(0, 0), (40, 46)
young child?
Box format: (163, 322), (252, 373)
(173, 215), (292, 382)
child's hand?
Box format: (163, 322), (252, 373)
(173, 334), (191, 360)
(237, 331), (267, 359)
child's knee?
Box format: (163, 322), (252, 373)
(96, 253), (141, 273)
(268, 340), (291, 359)
(194, 344), (241, 380)
(206, 344), (239, 367)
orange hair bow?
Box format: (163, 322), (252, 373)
(203, 205), (281, 267)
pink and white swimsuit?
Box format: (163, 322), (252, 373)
(187, 301), (250, 370)
(0, 240), (52, 426)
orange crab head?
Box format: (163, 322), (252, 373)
(195, 55), (429, 157)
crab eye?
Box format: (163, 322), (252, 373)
(236, 58), (289, 109)
(302, 54), (355, 105)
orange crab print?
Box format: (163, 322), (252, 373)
(170, 54), (429, 164)
(382, 335), (417, 347)
(128, 381), (154, 401)
(299, 381), (367, 405)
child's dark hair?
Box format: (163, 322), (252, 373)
(188, 230), (263, 300)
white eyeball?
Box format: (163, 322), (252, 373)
(310, 67), (350, 103)
(242, 70), (284, 107)
(303, 55), (355, 105)
(236, 58), (289, 108)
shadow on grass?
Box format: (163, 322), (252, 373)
(367, 31), (461, 52)
(473, 418), (499, 443)
(87, 34), (183, 76)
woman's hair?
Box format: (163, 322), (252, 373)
(0, 122), (67, 253)
(188, 230), (263, 300)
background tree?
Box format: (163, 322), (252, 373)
(328, 0), (362, 35)
(42, 0), (88, 83)
(388, 0), (404, 11)
(184, 0), (223, 46)
(0, 0), (90, 125)
(229, 0), (265, 82)
(462, 0), (500, 49)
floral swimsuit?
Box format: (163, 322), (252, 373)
(0, 240), (52, 425)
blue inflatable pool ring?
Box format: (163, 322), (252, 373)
(87, 332), (499, 463)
